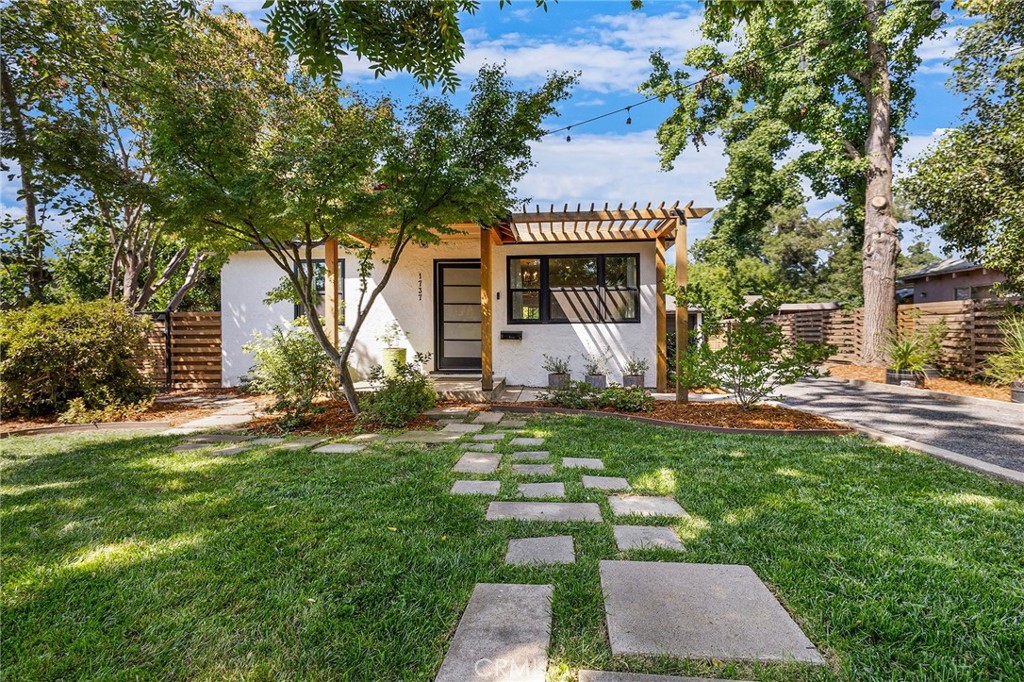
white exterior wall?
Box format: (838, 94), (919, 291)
(220, 238), (658, 388)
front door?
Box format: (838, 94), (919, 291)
(435, 261), (482, 372)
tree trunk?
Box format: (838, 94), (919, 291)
(860, 0), (899, 365)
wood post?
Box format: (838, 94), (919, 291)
(674, 215), (689, 404)
(480, 227), (494, 392)
(324, 238), (339, 349)
(655, 235), (667, 392)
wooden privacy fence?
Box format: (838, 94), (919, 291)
(139, 311), (222, 389)
(771, 298), (1022, 375)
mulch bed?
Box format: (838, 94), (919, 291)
(494, 400), (843, 431)
(247, 399), (482, 436)
(826, 364), (1011, 402)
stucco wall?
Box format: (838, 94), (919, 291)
(220, 239), (659, 388)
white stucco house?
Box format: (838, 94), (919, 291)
(219, 203), (710, 394)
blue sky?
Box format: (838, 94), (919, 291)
(226, 0), (967, 252)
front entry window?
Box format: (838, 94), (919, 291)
(506, 254), (640, 324)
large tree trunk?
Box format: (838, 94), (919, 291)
(860, 0), (900, 365)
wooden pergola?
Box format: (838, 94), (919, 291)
(322, 200), (712, 401)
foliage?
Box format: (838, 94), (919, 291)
(676, 343), (721, 392)
(539, 380), (602, 409)
(714, 298), (834, 408)
(242, 325), (336, 430)
(58, 396), (155, 424)
(623, 354), (649, 376)
(0, 300), (154, 416)
(357, 352), (437, 428)
(583, 350), (608, 375)
(881, 320), (947, 371)
(378, 322), (405, 348)
(542, 354), (571, 375)
(897, 240), (943, 279)
(601, 384), (655, 413)
(902, 1), (1023, 292)
(985, 314), (1024, 384)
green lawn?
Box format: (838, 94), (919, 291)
(2, 418), (1022, 681)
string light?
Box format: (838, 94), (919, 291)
(541, 0), (900, 139)
(566, 126), (572, 143)
(625, 106), (632, 125)
(929, 1), (943, 21)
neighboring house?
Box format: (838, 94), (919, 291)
(900, 258), (1005, 303)
(220, 203), (710, 391)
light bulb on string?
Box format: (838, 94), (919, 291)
(625, 107), (632, 126)
(566, 127), (572, 143)
(929, 1), (943, 21)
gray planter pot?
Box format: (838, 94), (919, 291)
(1011, 380), (1024, 404)
(585, 374), (607, 390)
(885, 368), (924, 388)
(622, 374), (645, 388)
(548, 373), (570, 388)
(922, 364), (941, 381)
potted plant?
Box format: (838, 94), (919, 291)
(378, 321), (407, 379)
(622, 354), (649, 388)
(920, 319), (948, 381)
(583, 350), (609, 389)
(542, 354), (571, 388)
(985, 314), (1024, 404)
(882, 329), (927, 388)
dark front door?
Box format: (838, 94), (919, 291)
(435, 261), (483, 372)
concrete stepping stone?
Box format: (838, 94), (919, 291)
(613, 526), (683, 551)
(582, 475), (630, 491)
(209, 445), (249, 456)
(562, 457), (604, 470)
(486, 501), (602, 522)
(451, 480), (501, 496)
(350, 433), (382, 442)
(518, 482), (565, 498)
(434, 583), (553, 682)
(248, 437), (285, 445)
(512, 464), (555, 476)
(473, 433), (505, 441)
(462, 443), (496, 452)
(189, 434), (252, 443)
(512, 451), (549, 461)
(425, 406), (471, 419)
(442, 422), (484, 433)
(474, 411), (505, 424)
(389, 430), (460, 444)
(579, 671), (747, 682)
(600, 561), (824, 665)
(272, 437), (328, 450)
(501, 419), (528, 428)
(454, 452), (501, 474)
(313, 443), (366, 454)
(609, 495), (688, 518)
(505, 536), (575, 565)
(509, 437), (544, 446)
(172, 442), (208, 452)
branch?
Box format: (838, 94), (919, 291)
(841, 139), (862, 161)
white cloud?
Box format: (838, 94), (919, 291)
(896, 128), (951, 176)
(517, 128), (722, 241)
(915, 27), (961, 75)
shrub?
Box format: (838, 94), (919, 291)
(676, 341), (720, 391)
(542, 354), (571, 375)
(601, 384), (654, 412)
(714, 298), (834, 408)
(985, 314), (1024, 385)
(539, 380), (602, 409)
(242, 324), (336, 429)
(0, 300), (155, 416)
(358, 352), (437, 428)
(583, 349), (608, 376)
(58, 396), (155, 424)
(623, 354), (649, 375)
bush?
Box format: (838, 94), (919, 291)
(985, 314), (1024, 385)
(675, 341), (720, 391)
(714, 298), (834, 408)
(601, 384), (654, 412)
(243, 324), (336, 429)
(0, 300), (155, 416)
(539, 380), (602, 409)
(58, 396), (155, 424)
(358, 352), (437, 428)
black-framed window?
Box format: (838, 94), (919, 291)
(295, 259), (345, 326)
(507, 254), (640, 324)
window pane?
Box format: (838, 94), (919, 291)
(511, 291), (541, 320)
(606, 289), (638, 321)
(510, 258), (541, 288)
(550, 288), (602, 322)
(605, 256), (637, 288)
(549, 257), (598, 287)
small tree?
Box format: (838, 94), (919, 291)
(713, 297), (834, 408)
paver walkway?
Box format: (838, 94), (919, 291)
(779, 378), (1024, 473)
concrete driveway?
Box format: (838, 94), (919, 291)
(778, 378), (1024, 474)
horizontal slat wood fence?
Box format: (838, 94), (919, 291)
(139, 311), (222, 389)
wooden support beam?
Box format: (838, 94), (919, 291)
(655, 234), (668, 393)
(480, 227), (494, 392)
(674, 216), (689, 404)
(324, 238), (340, 349)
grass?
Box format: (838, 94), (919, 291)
(2, 418), (1023, 681)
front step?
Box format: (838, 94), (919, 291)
(432, 375), (506, 403)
